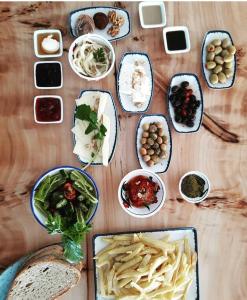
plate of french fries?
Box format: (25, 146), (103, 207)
(93, 227), (199, 300)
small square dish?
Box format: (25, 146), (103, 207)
(163, 26), (191, 54)
(34, 95), (63, 124)
(93, 227), (199, 300)
(34, 61), (63, 89)
(139, 1), (166, 28)
(33, 29), (63, 58)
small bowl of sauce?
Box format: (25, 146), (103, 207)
(139, 1), (166, 28)
(34, 61), (63, 89)
(163, 26), (191, 54)
(34, 95), (63, 124)
(34, 29), (63, 58)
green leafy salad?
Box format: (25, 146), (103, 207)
(34, 169), (98, 263)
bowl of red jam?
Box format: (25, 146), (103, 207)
(34, 95), (63, 124)
(118, 169), (166, 218)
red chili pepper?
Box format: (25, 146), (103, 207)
(64, 182), (76, 200)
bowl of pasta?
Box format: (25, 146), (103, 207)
(68, 33), (115, 81)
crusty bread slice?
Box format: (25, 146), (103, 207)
(7, 258), (81, 300)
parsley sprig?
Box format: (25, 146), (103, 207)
(93, 48), (106, 64)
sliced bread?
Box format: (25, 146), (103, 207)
(7, 258), (81, 300)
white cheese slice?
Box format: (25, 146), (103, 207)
(101, 114), (111, 166)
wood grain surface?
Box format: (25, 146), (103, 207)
(0, 1), (247, 300)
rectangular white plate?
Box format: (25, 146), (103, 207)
(93, 227), (199, 300)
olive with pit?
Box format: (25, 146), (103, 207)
(140, 148), (147, 156)
(207, 44), (215, 52)
(150, 133), (158, 140)
(214, 56), (224, 65)
(212, 39), (221, 46)
(213, 65), (222, 74)
(218, 72), (227, 83)
(227, 45), (236, 55)
(143, 155), (151, 162)
(221, 49), (229, 57)
(149, 124), (157, 133)
(141, 138), (147, 144)
(142, 131), (149, 138)
(207, 52), (215, 61)
(224, 54), (234, 63)
(215, 46), (222, 55)
(222, 38), (231, 49)
(206, 61), (216, 70)
(147, 160), (154, 167)
(224, 61), (233, 69)
(147, 149), (155, 156)
(209, 74), (218, 84)
(142, 123), (149, 131)
(147, 138), (154, 146)
(224, 68), (233, 78)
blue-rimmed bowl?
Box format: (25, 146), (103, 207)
(30, 166), (99, 228)
(69, 6), (131, 41)
(72, 89), (119, 166)
(167, 73), (204, 133)
(201, 30), (236, 89)
(117, 52), (153, 113)
(118, 169), (166, 218)
(136, 114), (172, 173)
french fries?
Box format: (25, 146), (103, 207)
(95, 233), (197, 300)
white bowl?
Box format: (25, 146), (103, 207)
(34, 61), (63, 89)
(179, 171), (211, 203)
(139, 1), (166, 28)
(118, 169), (166, 218)
(68, 34), (115, 81)
(34, 95), (63, 124)
(33, 29), (63, 58)
(163, 26), (191, 54)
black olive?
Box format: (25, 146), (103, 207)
(190, 94), (196, 101)
(181, 81), (189, 88)
(171, 85), (179, 93)
(175, 107), (182, 114)
(187, 109), (193, 116)
(196, 100), (201, 108)
(186, 120), (194, 127)
(176, 88), (183, 95)
(192, 108), (197, 114)
(175, 115), (182, 123)
(174, 100), (182, 107)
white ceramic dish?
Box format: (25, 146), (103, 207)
(93, 227), (199, 300)
(68, 34), (115, 81)
(201, 30), (236, 89)
(33, 29), (63, 58)
(136, 114), (172, 173)
(139, 1), (166, 28)
(168, 73), (204, 133)
(69, 6), (131, 41)
(30, 166), (99, 227)
(117, 52), (153, 113)
(34, 95), (63, 124)
(118, 169), (166, 218)
(72, 90), (118, 166)
(34, 61), (63, 89)
(163, 26), (191, 54)
(179, 170), (211, 203)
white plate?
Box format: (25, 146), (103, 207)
(72, 90), (118, 166)
(168, 73), (204, 133)
(69, 6), (131, 41)
(136, 114), (172, 173)
(93, 227), (199, 300)
(117, 52), (153, 113)
(201, 30), (236, 89)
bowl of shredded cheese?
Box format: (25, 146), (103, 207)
(68, 34), (115, 81)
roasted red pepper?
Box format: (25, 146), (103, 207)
(63, 182), (76, 200)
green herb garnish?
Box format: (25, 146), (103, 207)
(93, 47), (106, 63)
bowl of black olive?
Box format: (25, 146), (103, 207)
(168, 73), (204, 133)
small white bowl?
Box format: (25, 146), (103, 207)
(118, 169), (166, 218)
(68, 34), (115, 81)
(163, 26), (191, 54)
(34, 61), (63, 89)
(179, 171), (211, 203)
(34, 95), (63, 124)
(139, 1), (166, 28)
(33, 29), (63, 58)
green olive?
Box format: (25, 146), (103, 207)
(152, 142), (159, 149)
(141, 138), (147, 144)
(157, 128), (164, 137)
(142, 123), (149, 131)
(143, 144), (150, 150)
(212, 39), (221, 46)
(162, 136), (167, 143)
(207, 44), (215, 52)
(213, 65), (222, 74)
(151, 155), (159, 163)
(149, 124), (157, 133)
(218, 72), (227, 83)
(140, 148), (147, 156)
(224, 54), (234, 63)
(206, 61), (216, 70)
(222, 38), (231, 49)
(215, 46), (222, 55)
(160, 144), (167, 151)
(214, 56), (224, 65)
(155, 148), (161, 156)
(142, 131), (149, 138)
(155, 122), (163, 129)
(209, 74), (218, 84)
(147, 138), (154, 145)
(224, 68), (233, 78)
(224, 61), (233, 69)
(206, 52), (215, 61)
(227, 45), (236, 55)
(150, 133), (158, 140)
(159, 151), (167, 159)
(221, 49), (229, 57)
(157, 136), (163, 144)
(143, 155), (151, 162)
(147, 160), (154, 167)
(147, 149), (155, 156)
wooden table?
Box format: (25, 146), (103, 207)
(0, 1), (246, 299)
